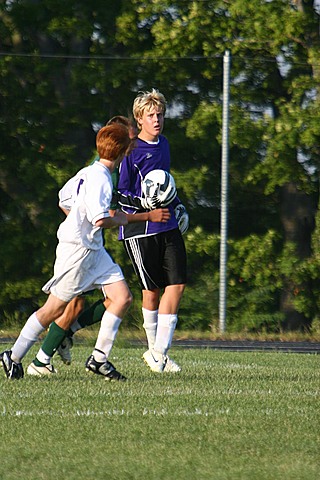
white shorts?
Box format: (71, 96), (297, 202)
(42, 242), (124, 302)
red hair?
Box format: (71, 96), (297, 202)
(96, 124), (134, 161)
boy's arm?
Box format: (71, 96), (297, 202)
(126, 208), (170, 223)
(95, 211), (128, 229)
(109, 208), (170, 224)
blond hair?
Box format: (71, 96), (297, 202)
(133, 89), (167, 129)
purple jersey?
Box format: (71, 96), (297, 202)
(118, 135), (180, 239)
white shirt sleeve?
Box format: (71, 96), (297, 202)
(58, 167), (88, 211)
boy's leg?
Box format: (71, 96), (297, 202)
(125, 233), (186, 373)
(85, 309), (126, 381)
(140, 288), (160, 350)
(30, 296), (86, 368)
(153, 313), (178, 355)
(1, 294), (67, 379)
(33, 323), (68, 367)
(91, 310), (122, 361)
(69, 298), (108, 335)
(55, 296), (86, 364)
(142, 307), (158, 350)
(57, 298), (108, 364)
(11, 313), (46, 363)
(143, 284), (185, 373)
(12, 293), (67, 363)
(56, 296), (86, 330)
(153, 284), (185, 354)
(86, 280), (132, 381)
(0, 312), (45, 379)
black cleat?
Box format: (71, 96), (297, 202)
(85, 355), (126, 381)
(0, 350), (24, 380)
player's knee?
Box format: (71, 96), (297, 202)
(122, 291), (133, 309)
(114, 290), (132, 311)
(174, 284), (186, 296)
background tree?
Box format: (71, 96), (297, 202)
(0, 0), (138, 318)
(115, 0), (320, 331)
(1, 0), (320, 333)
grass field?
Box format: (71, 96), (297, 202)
(0, 342), (319, 480)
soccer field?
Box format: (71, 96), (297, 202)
(0, 344), (319, 480)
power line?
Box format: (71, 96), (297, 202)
(0, 51), (221, 60)
(0, 51), (318, 68)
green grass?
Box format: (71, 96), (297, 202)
(0, 343), (319, 480)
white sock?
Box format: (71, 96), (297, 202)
(142, 308), (158, 350)
(93, 348), (107, 363)
(36, 348), (51, 365)
(93, 311), (122, 360)
(153, 314), (178, 356)
(11, 313), (45, 362)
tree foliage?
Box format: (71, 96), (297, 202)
(1, 0), (320, 332)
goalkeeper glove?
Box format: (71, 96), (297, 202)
(174, 204), (189, 235)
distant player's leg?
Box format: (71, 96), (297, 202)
(55, 296), (86, 364)
(67, 298), (109, 337)
(56, 297), (109, 364)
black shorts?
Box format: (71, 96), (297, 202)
(124, 228), (187, 290)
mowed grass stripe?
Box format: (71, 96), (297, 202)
(0, 345), (319, 480)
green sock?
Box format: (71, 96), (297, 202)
(41, 322), (67, 358)
(78, 299), (106, 328)
(66, 300), (106, 338)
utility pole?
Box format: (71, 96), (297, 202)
(219, 50), (231, 333)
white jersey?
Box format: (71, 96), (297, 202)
(42, 161), (124, 302)
(58, 166), (88, 212)
(57, 162), (113, 250)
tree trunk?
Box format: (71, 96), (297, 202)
(279, 182), (316, 330)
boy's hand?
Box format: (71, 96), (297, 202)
(148, 208), (171, 223)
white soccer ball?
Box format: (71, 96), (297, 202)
(141, 169), (177, 207)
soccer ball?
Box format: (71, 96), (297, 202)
(141, 169), (177, 207)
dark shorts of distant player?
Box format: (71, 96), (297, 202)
(123, 228), (187, 290)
